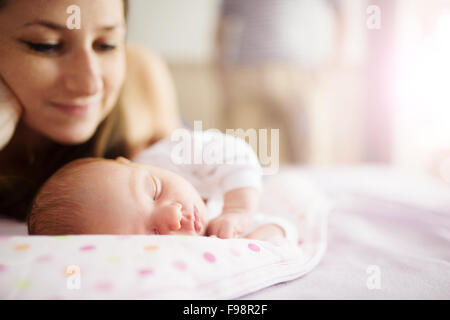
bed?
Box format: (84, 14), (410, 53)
(1, 165), (449, 299)
(242, 165), (450, 299)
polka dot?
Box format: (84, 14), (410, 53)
(35, 255), (53, 263)
(248, 243), (260, 252)
(15, 244), (30, 251)
(55, 235), (71, 240)
(138, 268), (154, 276)
(80, 245), (95, 251)
(144, 245), (159, 251)
(229, 248), (241, 257)
(0, 264), (6, 272)
(203, 252), (216, 263)
(106, 257), (121, 264)
(15, 279), (32, 290)
(173, 260), (187, 271)
(270, 238), (284, 247)
(95, 281), (113, 292)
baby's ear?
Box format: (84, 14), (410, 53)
(116, 156), (131, 164)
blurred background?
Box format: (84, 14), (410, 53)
(126, 0), (450, 183)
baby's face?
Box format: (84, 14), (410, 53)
(72, 158), (209, 235)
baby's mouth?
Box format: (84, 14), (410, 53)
(193, 205), (202, 233)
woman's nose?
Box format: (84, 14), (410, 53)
(62, 49), (103, 96)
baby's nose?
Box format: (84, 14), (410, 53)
(179, 208), (197, 232)
(182, 207), (194, 220)
(153, 203), (183, 234)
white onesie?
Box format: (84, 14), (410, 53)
(133, 129), (297, 242)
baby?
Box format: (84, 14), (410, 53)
(28, 130), (297, 241)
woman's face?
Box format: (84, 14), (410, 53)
(0, 0), (126, 144)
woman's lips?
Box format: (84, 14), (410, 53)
(50, 102), (94, 117)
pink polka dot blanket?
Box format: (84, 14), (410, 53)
(0, 170), (332, 299)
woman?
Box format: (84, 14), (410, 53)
(0, 0), (181, 221)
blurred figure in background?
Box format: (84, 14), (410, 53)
(215, 0), (343, 164)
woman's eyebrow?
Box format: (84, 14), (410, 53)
(22, 20), (66, 30)
(20, 20), (125, 32)
(100, 24), (126, 32)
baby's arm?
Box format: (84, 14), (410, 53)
(206, 187), (259, 238)
(207, 188), (287, 240)
(222, 187), (259, 215)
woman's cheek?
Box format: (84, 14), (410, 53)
(102, 52), (126, 112)
(5, 56), (59, 114)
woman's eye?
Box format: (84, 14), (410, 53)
(21, 41), (117, 53)
(95, 43), (117, 52)
(22, 41), (61, 53)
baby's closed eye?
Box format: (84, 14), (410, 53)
(150, 175), (162, 200)
(142, 172), (162, 202)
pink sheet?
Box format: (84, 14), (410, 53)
(241, 166), (450, 299)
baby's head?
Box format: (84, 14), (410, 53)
(28, 157), (209, 236)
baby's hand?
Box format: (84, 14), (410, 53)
(207, 187), (259, 238)
(206, 212), (253, 239)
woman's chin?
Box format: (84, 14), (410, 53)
(45, 126), (97, 145)
(20, 118), (98, 146)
